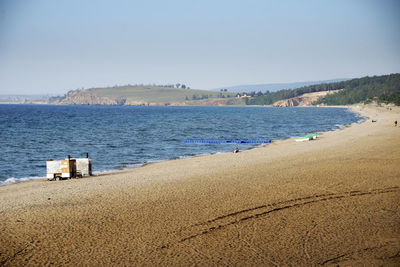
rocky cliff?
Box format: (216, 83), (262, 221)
(272, 90), (339, 107)
(60, 91), (119, 105)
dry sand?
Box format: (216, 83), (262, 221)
(1, 104), (399, 266)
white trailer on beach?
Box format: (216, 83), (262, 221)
(46, 154), (92, 180)
(46, 158), (76, 180)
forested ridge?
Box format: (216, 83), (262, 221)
(247, 73), (400, 106)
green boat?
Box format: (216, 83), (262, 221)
(296, 133), (317, 142)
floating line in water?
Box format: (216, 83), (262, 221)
(184, 140), (271, 144)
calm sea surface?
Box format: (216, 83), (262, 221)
(0, 105), (363, 185)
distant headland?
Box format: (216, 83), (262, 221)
(1, 73), (399, 107)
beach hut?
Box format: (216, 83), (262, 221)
(46, 160), (63, 180)
(74, 157), (92, 176)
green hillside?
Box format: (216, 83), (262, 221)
(247, 73), (400, 106)
(54, 86), (237, 105)
(90, 86), (234, 103)
(315, 74), (400, 105)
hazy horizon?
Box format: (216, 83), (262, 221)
(0, 77), (355, 96)
(1, 0), (399, 94)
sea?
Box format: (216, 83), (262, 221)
(0, 104), (364, 186)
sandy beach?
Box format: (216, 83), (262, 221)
(1, 104), (399, 266)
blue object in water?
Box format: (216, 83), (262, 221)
(184, 140), (271, 144)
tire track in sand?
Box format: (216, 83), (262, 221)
(160, 186), (399, 249)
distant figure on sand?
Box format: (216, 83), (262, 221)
(233, 147), (239, 153)
(395, 120), (397, 127)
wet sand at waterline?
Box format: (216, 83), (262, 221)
(1, 104), (399, 266)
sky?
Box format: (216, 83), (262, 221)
(0, 0), (399, 95)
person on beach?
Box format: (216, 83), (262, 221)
(233, 147), (239, 153)
(395, 120), (397, 127)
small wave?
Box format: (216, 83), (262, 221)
(334, 124), (346, 129)
(94, 162), (145, 173)
(356, 116), (368, 123)
(255, 143), (267, 148)
(176, 154), (200, 159)
(0, 176), (45, 186)
(92, 170), (116, 175)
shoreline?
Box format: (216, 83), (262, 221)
(1, 103), (399, 266)
(0, 105), (364, 187)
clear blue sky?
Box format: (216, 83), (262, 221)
(0, 0), (399, 94)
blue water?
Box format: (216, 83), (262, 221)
(0, 105), (363, 185)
